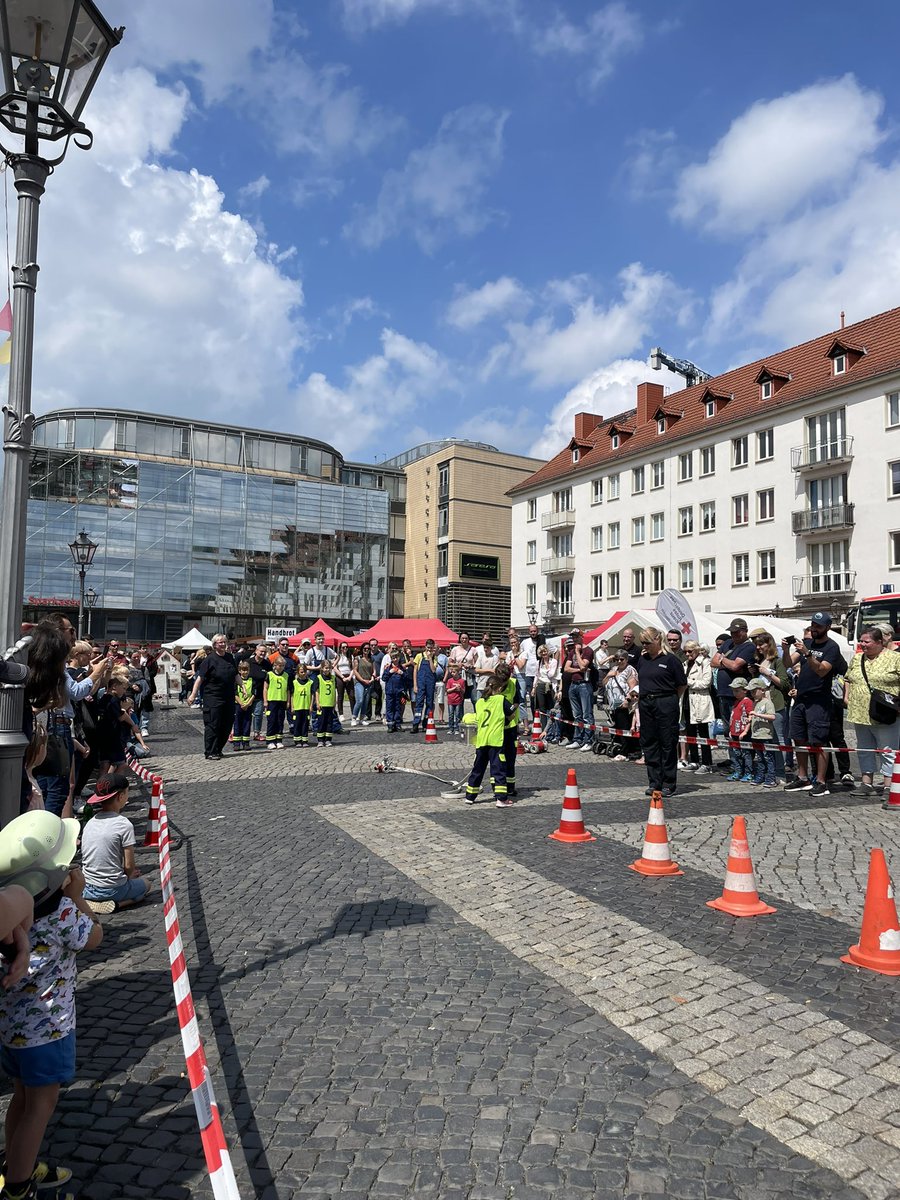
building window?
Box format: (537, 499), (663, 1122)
(631, 516), (645, 545)
(678, 451), (693, 482)
(553, 487), (573, 512)
(608, 473), (620, 500)
(607, 570), (620, 599)
(526, 540), (536, 565)
(527, 498), (537, 522)
(552, 578), (573, 616)
(651, 512), (665, 541)
(888, 392), (900, 428)
(552, 532), (573, 557)
(437, 505), (449, 536)
(526, 582), (536, 608)
(632, 567), (645, 596)
(700, 446), (716, 476)
(757, 488), (775, 521)
(651, 461), (665, 489)
(591, 525), (603, 552)
(608, 521), (620, 550)
(833, 353), (847, 376)
(809, 540), (850, 592)
(632, 466), (645, 494)
(757, 428), (774, 460)
(891, 533), (900, 568)
(679, 561), (694, 591)
(732, 494), (749, 526)
(700, 501), (716, 532)
(679, 505), (693, 536)
(591, 573), (603, 600)
(611, 433), (620, 450)
(657, 417), (666, 435)
(437, 545), (448, 575)
(591, 478), (602, 504)
(758, 549), (776, 582)
(651, 565), (665, 593)
(761, 379), (773, 400)
(732, 435), (749, 468)
(806, 408), (847, 465)
(700, 557), (717, 588)
(572, 447), (580, 463)
(438, 462), (450, 495)
(733, 552), (750, 585)
(891, 462), (900, 498)
(704, 399), (715, 418)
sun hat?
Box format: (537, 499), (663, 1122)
(0, 811), (79, 900)
(729, 677), (749, 689)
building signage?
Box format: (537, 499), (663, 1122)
(459, 553), (500, 582)
(27, 595), (78, 607)
(264, 626), (297, 641)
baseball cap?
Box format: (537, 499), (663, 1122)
(729, 677), (749, 689)
(565, 637), (575, 647)
(729, 619), (748, 632)
(0, 811), (79, 900)
(301, 638), (311, 646)
(0, 659), (28, 684)
(748, 676), (770, 689)
(810, 611), (833, 626)
(85, 772), (130, 807)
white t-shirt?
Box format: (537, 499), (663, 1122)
(473, 646), (499, 692)
(519, 638), (540, 679)
(82, 811), (135, 892)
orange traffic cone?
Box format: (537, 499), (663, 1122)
(629, 793), (683, 876)
(841, 849), (900, 975)
(549, 769), (596, 844)
(706, 816), (775, 917)
(531, 711), (543, 743)
(424, 712), (438, 743)
(883, 752), (900, 812)
(143, 775), (162, 848)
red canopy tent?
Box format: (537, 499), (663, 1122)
(286, 619), (344, 648)
(346, 618), (459, 649)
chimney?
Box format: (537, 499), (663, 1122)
(637, 381), (665, 426)
(573, 412), (602, 442)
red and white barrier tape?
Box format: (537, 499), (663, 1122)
(126, 757), (242, 1200)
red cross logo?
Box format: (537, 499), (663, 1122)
(681, 620), (692, 634)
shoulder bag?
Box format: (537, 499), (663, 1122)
(860, 655), (900, 725)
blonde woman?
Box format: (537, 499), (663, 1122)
(684, 642), (714, 773)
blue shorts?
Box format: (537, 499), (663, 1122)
(1, 1032), (76, 1086)
(790, 700), (831, 746)
(83, 877), (148, 903)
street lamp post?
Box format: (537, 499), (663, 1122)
(68, 528), (96, 637)
(0, 1), (122, 827)
(84, 584), (98, 637)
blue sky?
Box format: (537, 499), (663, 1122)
(17, 0), (900, 461)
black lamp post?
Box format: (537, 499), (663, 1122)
(84, 584), (98, 637)
(68, 528), (97, 637)
(525, 603), (539, 627)
(0, 1), (121, 828)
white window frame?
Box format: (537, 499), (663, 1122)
(591, 573), (603, 600)
(732, 435), (749, 468)
(758, 549), (776, 583)
(833, 353), (847, 376)
(700, 446), (716, 476)
(572, 447), (580, 463)
(632, 567), (645, 596)
(527, 498), (537, 522)
(887, 392), (900, 429)
(631, 516), (645, 545)
(657, 417), (666, 435)
(704, 399), (715, 418)
(650, 512), (665, 542)
(679, 560), (694, 591)
(757, 488), (775, 521)
(732, 494), (749, 527)
(632, 466), (645, 495)
(733, 552), (750, 585)
(700, 500), (716, 533)
(757, 428), (774, 461)
(608, 473), (620, 500)
(651, 460), (665, 489)
(678, 505), (693, 536)
(607, 570), (620, 599)
(611, 433), (620, 450)
(526, 540), (536, 565)
(700, 557), (717, 589)
(608, 521), (620, 550)
(760, 379), (773, 400)
(526, 582), (536, 607)
(651, 565), (665, 594)
(890, 461), (900, 499)
(678, 451), (693, 482)
(591, 525), (603, 552)
(591, 478), (602, 505)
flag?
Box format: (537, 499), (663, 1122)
(0, 339), (10, 365)
(0, 301), (10, 333)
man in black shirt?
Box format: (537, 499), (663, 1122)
(636, 628), (687, 797)
(188, 634), (237, 759)
(621, 628), (640, 667)
(247, 643), (270, 743)
(783, 612), (846, 797)
(711, 618), (755, 774)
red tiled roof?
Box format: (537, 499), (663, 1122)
(510, 304), (900, 496)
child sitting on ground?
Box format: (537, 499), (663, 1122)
(81, 774), (151, 915)
(0, 811), (103, 1200)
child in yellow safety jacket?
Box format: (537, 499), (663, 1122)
(465, 675), (515, 807)
(233, 661), (255, 751)
(313, 660), (337, 748)
(289, 665), (313, 747)
(494, 663), (521, 798)
(263, 657), (289, 750)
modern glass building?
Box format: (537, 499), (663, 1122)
(23, 409), (404, 642)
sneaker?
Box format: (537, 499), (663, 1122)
(677, 761), (688, 771)
(465, 795), (477, 805)
(810, 780), (830, 797)
(86, 899), (115, 915)
(660, 786), (676, 798)
(762, 781), (779, 789)
(579, 741), (593, 752)
(351, 718), (359, 727)
(860, 782), (876, 795)
(739, 774), (753, 783)
(784, 777), (813, 791)
(495, 798), (515, 807)
(613, 754), (627, 761)
(362, 719), (370, 726)
(31, 1162), (73, 1192)
(841, 773), (855, 788)
(726, 772), (741, 782)
(695, 765), (712, 775)
(277, 742), (285, 750)
(267, 745), (276, 752)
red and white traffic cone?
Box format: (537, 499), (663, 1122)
(706, 816), (775, 917)
(424, 712), (438, 744)
(629, 793), (683, 876)
(549, 768), (596, 844)
(883, 752), (900, 813)
(531, 710), (543, 743)
(144, 775), (162, 847)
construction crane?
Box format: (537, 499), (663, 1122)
(648, 347), (711, 389)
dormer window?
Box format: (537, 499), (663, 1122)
(611, 433), (619, 450)
(826, 338), (865, 376)
(760, 379), (773, 400)
(657, 417), (666, 434)
(572, 447), (580, 463)
(833, 353), (847, 376)
(704, 399), (715, 418)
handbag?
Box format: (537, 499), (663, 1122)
(860, 656), (900, 725)
(36, 711), (71, 776)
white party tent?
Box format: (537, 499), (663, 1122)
(161, 627), (213, 651)
(584, 609), (851, 657)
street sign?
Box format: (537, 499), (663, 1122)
(265, 626), (297, 641)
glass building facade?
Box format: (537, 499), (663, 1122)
(23, 410), (403, 642)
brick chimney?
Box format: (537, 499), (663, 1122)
(573, 412), (602, 441)
(636, 382), (665, 426)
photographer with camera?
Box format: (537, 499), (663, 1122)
(783, 613), (847, 798)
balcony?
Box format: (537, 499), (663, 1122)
(541, 555), (576, 575)
(792, 571), (857, 599)
(791, 503), (855, 534)
(790, 437), (854, 471)
(541, 508), (576, 530)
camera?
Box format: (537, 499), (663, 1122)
(784, 636), (796, 646)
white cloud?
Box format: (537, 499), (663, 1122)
(674, 75), (884, 235)
(619, 128), (679, 199)
(345, 105), (508, 251)
(529, 359), (685, 458)
(445, 277), (530, 329)
(238, 175), (271, 204)
(294, 329), (455, 455)
(30, 68), (305, 429)
(504, 263), (683, 389)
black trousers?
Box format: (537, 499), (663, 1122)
(204, 701), (235, 756)
(825, 707), (851, 778)
(685, 720), (713, 767)
(612, 705), (638, 755)
(639, 694), (680, 791)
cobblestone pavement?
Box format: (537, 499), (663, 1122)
(12, 706), (897, 1199)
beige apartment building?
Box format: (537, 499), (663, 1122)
(383, 439), (543, 637)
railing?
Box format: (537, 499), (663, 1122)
(792, 572), (857, 598)
(541, 508), (576, 529)
(541, 555), (576, 575)
(791, 503), (855, 534)
(790, 436), (854, 470)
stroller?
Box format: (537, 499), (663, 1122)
(590, 689), (619, 756)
